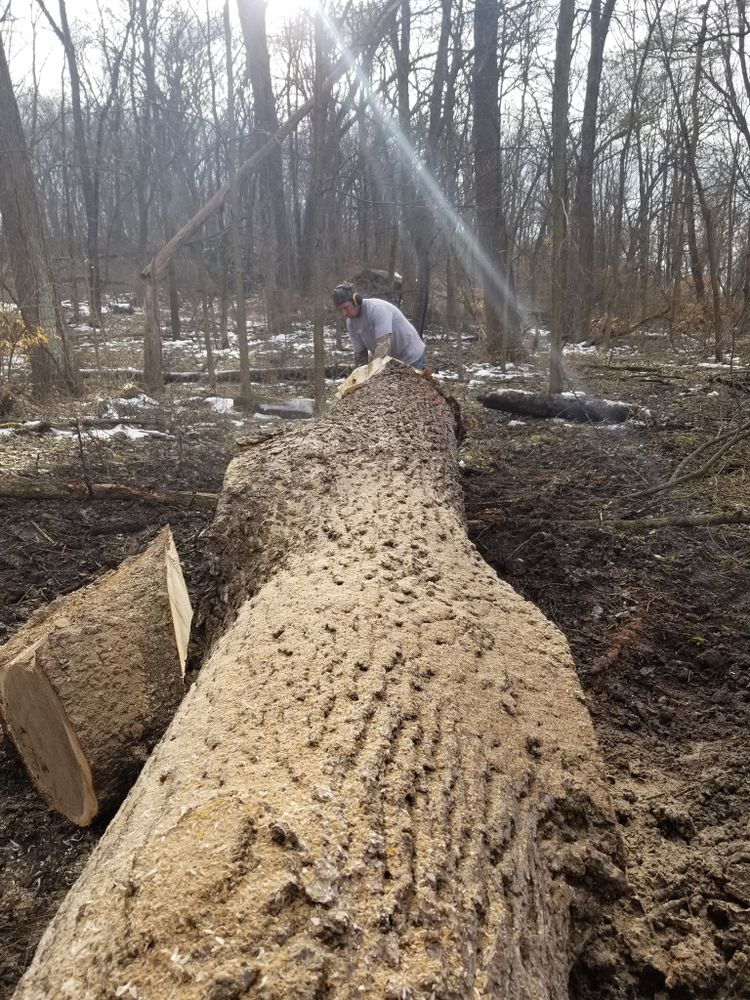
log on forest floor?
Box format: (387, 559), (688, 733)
(0, 475), (219, 510)
(15, 364), (624, 998)
(478, 388), (653, 424)
(0, 526), (191, 826)
(78, 363), (353, 385)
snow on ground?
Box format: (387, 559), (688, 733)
(696, 359), (745, 369)
(204, 397), (235, 414)
(50, 424), (173, 442)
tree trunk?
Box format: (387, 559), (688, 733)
(237, 0), (293, 334)
(569, 0), (616, 341)
(0, 34), (76, 395)
(15, 365), (622, 998)
(224, 0), (251, 402)
(0, 528), (189, 827)
(549, 0), (576, 393)
(472, 0), (504, 359)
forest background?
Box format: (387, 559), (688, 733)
(0, 0), (744, 393)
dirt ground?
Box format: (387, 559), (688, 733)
(0, 324), (749, 998)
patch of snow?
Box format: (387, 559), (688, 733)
(696, 360), (744, 369)
(204, 396), (234, 414)
(114, 394), (158, 409)
(508, 420), (527, 427)
(257, 398), (315, 418)
(88, 424), (172, 441)
(563, 342), (597, 355)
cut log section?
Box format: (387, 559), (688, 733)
(0, 526), (191, 826)
(15, 365), (623, 998)
(478, 388), (651, 423)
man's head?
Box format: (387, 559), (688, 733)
(332, 282), (362, 319)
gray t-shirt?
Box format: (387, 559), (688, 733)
(346, 298), (424, 365)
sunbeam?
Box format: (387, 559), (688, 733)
(316, 5), (530, 343)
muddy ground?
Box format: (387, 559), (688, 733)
(0, 323), (748, 998)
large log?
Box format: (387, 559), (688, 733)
(0, 527), (191, 826)
(478, 388), (650, 423)
(14, 364), (623, 998)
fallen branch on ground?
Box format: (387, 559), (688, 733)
(0, 476), (218, 509)
(470, 509), (750, 533)
(628, 421), (750, 500)
(78, 364), (353, 385)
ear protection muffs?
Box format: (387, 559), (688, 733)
(352, 291), (361, 307)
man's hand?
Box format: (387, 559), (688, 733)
(354, 349), (368, 367)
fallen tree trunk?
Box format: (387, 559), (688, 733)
(0, 527), (191, 826)
(77, 363), (352, 385)
(478, 388), (650, 423)
(15, 365), (623, 998)
(0, 476), (218, 510)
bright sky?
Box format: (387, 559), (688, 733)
(3, 0), (312, 90)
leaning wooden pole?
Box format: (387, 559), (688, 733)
(15, 365), (623, 998)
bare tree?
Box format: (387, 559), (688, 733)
(549, 0), (576, 392)
(0, 32), (76, 395)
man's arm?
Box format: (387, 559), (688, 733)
(371, 333), (391, 360)
(369, 302), (393, 360)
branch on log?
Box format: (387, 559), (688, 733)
(15, 364), (623, 997)
(78, 364), (353, 384)
(0, 476), (218, 510)
(478, 388), (653, 424)
(0, 527), (191, 825)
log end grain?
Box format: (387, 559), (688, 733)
(1, 642), (98, 825)
(0, 526), (192, 825)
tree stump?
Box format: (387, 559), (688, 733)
(0, 526), (190, 826)
(14, 365), (623, 998)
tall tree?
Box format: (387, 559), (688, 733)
(37, 0), (131, 325)
(237, 0), (293, 334)
(569, 0), (616, 339)
(549, 0), (576, 392)
(0, 33), (76, 395)
(224, 0), (251, 402)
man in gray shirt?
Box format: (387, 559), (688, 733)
(332, 282), (426, 370)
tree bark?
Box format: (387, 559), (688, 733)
(15, 364), (622, 998)
(0, 527), (189, 826)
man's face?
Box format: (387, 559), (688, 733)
(338, 300), (360, 320)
